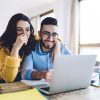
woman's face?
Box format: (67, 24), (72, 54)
(16, 20), (30, 38)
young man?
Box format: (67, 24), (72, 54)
(21, 17), (72, 82)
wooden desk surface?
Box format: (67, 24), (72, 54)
(0, 82), (32, 93)
(0, 82), (100, 100)
(48, 86), (100, 100)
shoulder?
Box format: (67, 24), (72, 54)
(60, 43), (72, 54)
(0, 47), (6, 54)
(0, 47), (10, 61)
(23, 50), (33, 60)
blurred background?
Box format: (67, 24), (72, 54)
(0, 0), (100, 63)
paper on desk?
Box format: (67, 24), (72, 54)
(21, 79), (50, 88)
(0, 88), (46, 100)
(91, 73), (100, 87)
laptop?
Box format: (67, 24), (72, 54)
(38, 55), (96, 95)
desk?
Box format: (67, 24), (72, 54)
(48, 86), (100, 100)
(1, 82), (100, 100)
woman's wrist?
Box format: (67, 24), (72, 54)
(11, 46), (19, 57)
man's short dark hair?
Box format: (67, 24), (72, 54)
(40, 17), (58, 29)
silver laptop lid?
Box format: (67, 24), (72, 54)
(49, 55), (96, 94)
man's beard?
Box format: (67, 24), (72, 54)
(40, 40), (55, 50)
(42, 42), (51, 49)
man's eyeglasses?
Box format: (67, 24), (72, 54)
(42, 31), (58, 39)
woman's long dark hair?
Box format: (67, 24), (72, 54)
(0, 13), (36, 57)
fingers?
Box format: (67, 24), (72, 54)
(46, 74), (52, 83)
(46, 69), (53, 83)
(13, 34), (29, 51)
(17, 34), (29, 45)
(21, 35), (28, 45)
(52, 39), (61, 61)
(46, 76), (51, 83)
(57, 38), (61, 42)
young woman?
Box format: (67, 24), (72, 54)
(0, 13), (35, 83)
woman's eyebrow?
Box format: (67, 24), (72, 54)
(17, 27), (30, 29)
(17, 27), (21, 28)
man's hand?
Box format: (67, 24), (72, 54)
(52, 39), (61, 61)
(45, 69), (53, 83)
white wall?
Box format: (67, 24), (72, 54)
(27, 0), (73, 45)
(0, 0), (73, 46)
(0, 10), (30, 36)
(0, 19), (8, 36)
(53, 0), (72, 44)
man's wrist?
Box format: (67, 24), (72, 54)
(31, 71), (47, 80)
(41, 71), (47, 79)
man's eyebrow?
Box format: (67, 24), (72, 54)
(43, 31), (50, 32)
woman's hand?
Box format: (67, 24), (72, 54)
(11, 34), (29, 57)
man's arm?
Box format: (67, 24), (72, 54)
(60, 43), (72, 54)
(21, 53), (34, 80)
(31, 71), (47, 80)
(21, 53), (51, 81)
(31, 69), (53, 83)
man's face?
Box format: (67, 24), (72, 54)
(40, 25), (58, 50)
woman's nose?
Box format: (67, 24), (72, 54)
(23, 30), (26, 34)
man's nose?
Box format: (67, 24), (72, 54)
(48, 34), (53, 40)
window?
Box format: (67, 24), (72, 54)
(40, 10), (55, 22)
(31, 10), (55, 36)
(79, 0), (100, 61)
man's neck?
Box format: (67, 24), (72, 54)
(40, 40), (55, 53)
(41, 45), (50, 53)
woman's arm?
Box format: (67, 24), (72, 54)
(1, 56), (21, 82)
(0, 34), (28, 82)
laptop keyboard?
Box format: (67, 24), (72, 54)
(40, 87), (50, 92)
